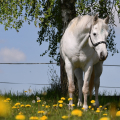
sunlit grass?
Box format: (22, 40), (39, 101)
(0, 90), (120, 120)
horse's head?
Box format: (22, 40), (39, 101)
(89, 14), (109, 61)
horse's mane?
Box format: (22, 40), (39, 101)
(68, 15), (108, 33)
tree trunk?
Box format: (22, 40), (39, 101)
(60, 0), (77, 96)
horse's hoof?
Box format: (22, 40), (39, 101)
(83, 105), (88, 111)
(77, 102), (82, 107)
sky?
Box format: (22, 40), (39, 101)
(0, 14), (120, 96)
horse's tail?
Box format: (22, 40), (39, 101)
(89, 68), (95, 99)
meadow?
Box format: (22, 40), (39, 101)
(0, 85), (120, 120)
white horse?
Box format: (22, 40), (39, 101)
(60, 14), (109, 110)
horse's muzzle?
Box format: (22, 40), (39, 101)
(99, 52), (108, 61)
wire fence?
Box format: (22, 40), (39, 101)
(0, 62), (120, 89)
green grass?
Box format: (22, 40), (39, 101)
(0, 89), (120, 120)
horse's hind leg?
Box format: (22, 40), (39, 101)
(94, 62), (103, 108)
(74, 68), (83, 107)
(65, 58), (75, 108)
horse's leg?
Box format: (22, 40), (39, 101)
(94, 62), (103, 108)
(82, 64), (93, 110)
(65, 58), (75, 108)
(74, 68), (83, 107)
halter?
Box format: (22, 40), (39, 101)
(89, 26), (107, 48)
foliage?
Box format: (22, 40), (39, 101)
(0, 0), (120, 63)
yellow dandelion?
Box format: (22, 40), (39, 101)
(71, 109), (82, 117)
(38, 111), (45, 114)
(53, 104), (58, 107)
(45, 105), (50, 108)
(96, 108), (100, 113)
(25, 104), (31, 107)
(89, 106), (91, 109)
(58, 100), (63, 104)
(42, 104), (44, 107)
(61, 97), (65, 100)
(37, 100), (41, 102)
(92, 108), (94, 110)
(68, 98), (72, 101)
(59, 104), (63, 107)
(12, 106), (17, 109)
(15, 103), (21, 106)
(82, 107), (84, 110)
(116, 111), (120, 116)
(0, 97), (11, 117)
(99, 105), (102, 108)
(104, 108), (107, 110)
(21, 104), (25, 107)
(91, 100), (95, 104)
(24, 91), (27, 93)
(103, 114), (107, 116)
(39, 115), (48, 120)
(15, 114), (25, 120)
(71, 104), (75, 107)
(6, 98), (11, 101)
(62, 115), (69, 119)
(19, 112), (23, 115)
(99, 117), (110, 120)
(4, 100), (9, 102)
(29, 116), (38, 119)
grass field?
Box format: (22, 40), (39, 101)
(0, 89), (120, 120)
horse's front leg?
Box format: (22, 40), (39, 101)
(82, 65), (93, 110)
(65, 58), (75, 109)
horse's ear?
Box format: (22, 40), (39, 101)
(104, 15), (109, 24)
(93, 14), (98, 25)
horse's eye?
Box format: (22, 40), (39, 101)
(93, 33), (96, 36)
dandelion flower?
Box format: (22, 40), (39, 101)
(82, 107), (84, 110)
(15, 114), (25, 120)
(103, 114), (107, 116)
(37, 100), (41, 103)
(62, 115), (69, 119)
(91, 100), (95, 104)
(6, 98), (11, 101)
(29, 116), (38, 119)
(61, 97), (65, 100)
(96, 108), (100, 113)
(92, 108), (94, 110)
(19, 112), (23, 115)
(71, 104), (75, 107)
(68, 98), (72, 101)
(4, 100), (9, 102)
(58, 100), (63, 104)
(45, 105), (50, 108)
(25, 104), (31, 107)
(59, 104), (63, 108)
(21, 104), (25, 107)
(15, 103), (21, 106)
(99, 117), (110, 120)
(42, 104), (44, 107)
(53, 104), (58, 107)
(99, 105), (102, 108)
(104, 108), (107, 110)
(12, 106), (17, 109)
(0, 97), (11, 117)
(71, 109), (82, 117)
(40, 115), (48, 120)
(38, 111), (45, 114)
(89, 106), (91, 109)
(24, 91), (27, 93)
(116, 111), (120, 116)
